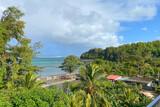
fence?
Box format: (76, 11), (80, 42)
(147, 95), (160, 107)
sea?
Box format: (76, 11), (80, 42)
(32, 57), (65, 77)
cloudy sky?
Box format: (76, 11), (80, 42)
(0, 0), (160, 57)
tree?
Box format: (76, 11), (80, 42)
(21, 71), (42, 89)
(71, 64), (111, 107)
(80, 48), (104, 59)
(92, 59), (113, 74)
(60, 55), (82, 73)
(0, 6), (37, 89)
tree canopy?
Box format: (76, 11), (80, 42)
(0, 6), (39, 89)
(60, 55), (82, 73)
(81, 41), (160, 79)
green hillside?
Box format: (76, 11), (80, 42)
(81, 41), (160, 78)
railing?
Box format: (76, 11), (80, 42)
(147, 95), (160, 107)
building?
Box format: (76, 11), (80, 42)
(106, 75), (153, 90)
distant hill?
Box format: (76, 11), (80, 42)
(80, 40), (160, 62)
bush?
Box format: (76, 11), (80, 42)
(0, 91), (12, 107)
(10, 87), (70, 107)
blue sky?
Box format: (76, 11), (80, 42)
(120, 8), (160, 43)
(0, 0), (160, 57)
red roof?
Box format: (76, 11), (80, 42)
(107, 75), (122, 80)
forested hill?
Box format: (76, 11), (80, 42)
(80, 40), (160, 62)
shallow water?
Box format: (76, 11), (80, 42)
(32, 57), (65, 77)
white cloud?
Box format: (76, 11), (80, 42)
(0, 0), (160, 48)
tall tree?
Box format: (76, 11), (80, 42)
(60, 55), (82, 73)
(0, 6), (36, 89)
(71, 64), (111, 107)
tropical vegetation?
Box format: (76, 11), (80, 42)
(60, 55), (82, 73)
(0, 6), (155, 107)
(81, 41), (160, 79)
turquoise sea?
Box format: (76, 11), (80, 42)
(32, 57), (65, 77)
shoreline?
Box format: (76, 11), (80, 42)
(37, 73), (78, 87)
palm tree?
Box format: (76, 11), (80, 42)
(21, 71), (42, 89)
(71, 64), (111, 107)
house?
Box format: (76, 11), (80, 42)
(106, 74), (153, 90)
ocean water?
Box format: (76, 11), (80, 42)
(32, 57), (65, 77)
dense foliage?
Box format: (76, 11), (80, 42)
(81, 41), (160, 79)
(0, 64), (151, 107)
(0, 87), (70, 107)
(81, 41), (160, 61)
(67, 64), (151, 107)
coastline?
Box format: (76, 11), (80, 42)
(37, 73), (78, 87)
(33, 57), (65, 77)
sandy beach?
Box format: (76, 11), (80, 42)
(37, 73), (78, 87)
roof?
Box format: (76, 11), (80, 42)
(107, 75), (122, 80)
(118, 77), (130, 81)
(123, 77), (152, 84)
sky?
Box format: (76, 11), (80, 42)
(0, 0), (160, 57)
